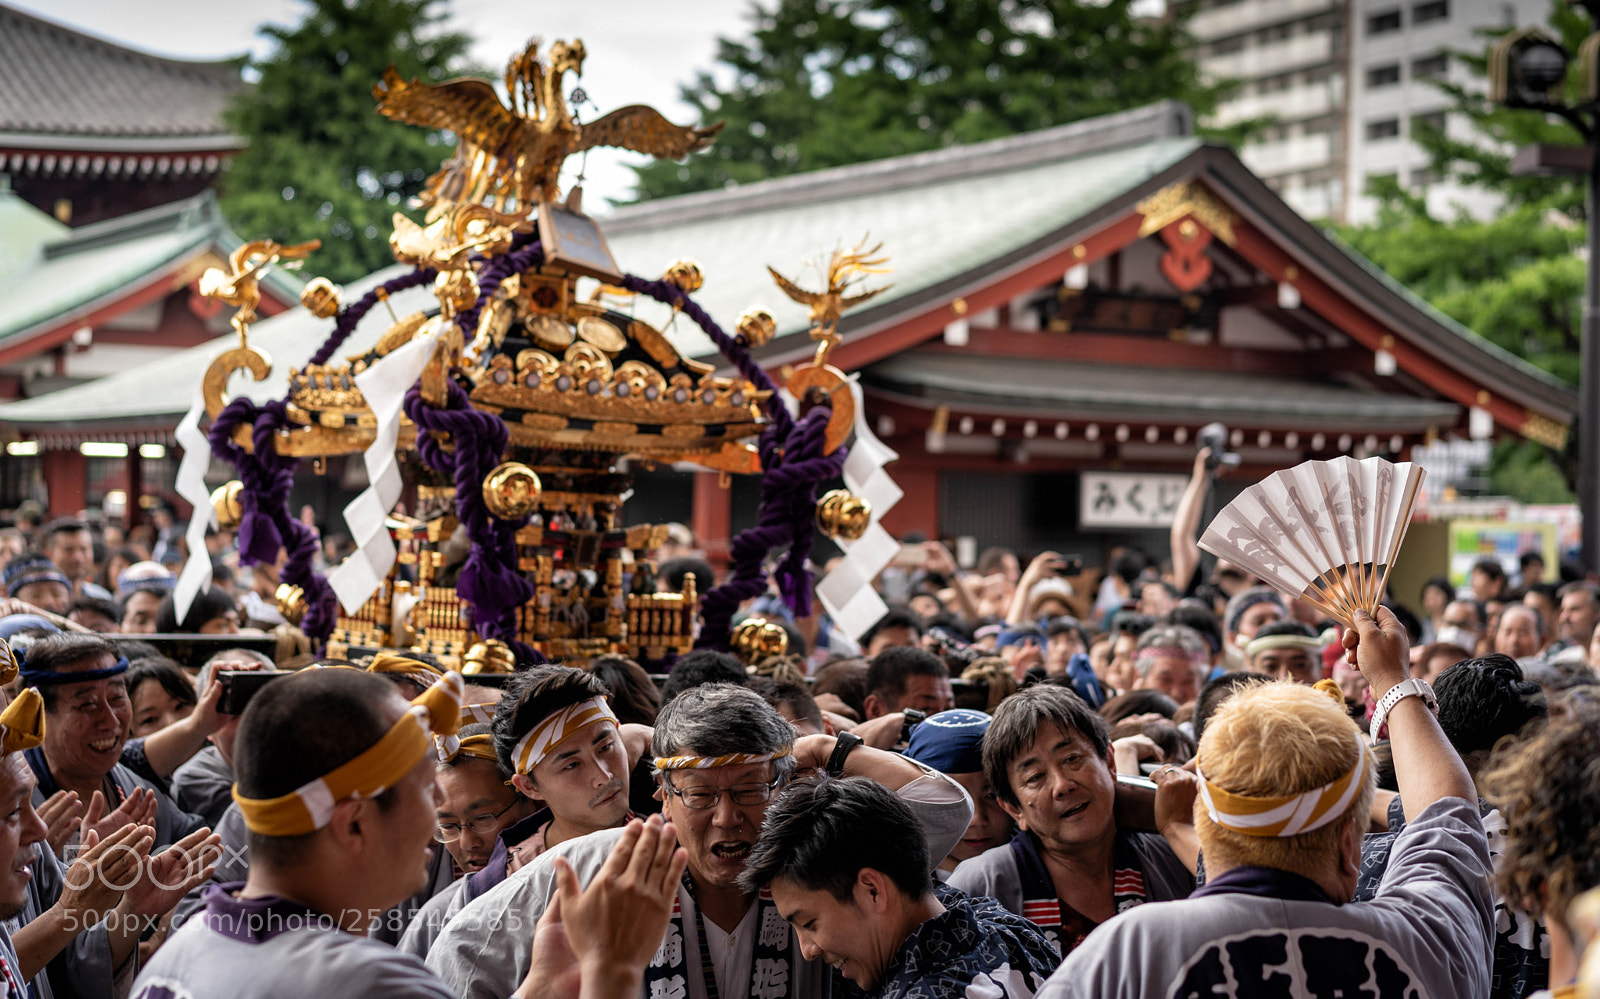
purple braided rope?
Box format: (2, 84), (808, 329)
(453, 232), (541, 338)
(403, 379), (542, 662)
(696, 406), (845, 648)
(307, 268), (437, 368)
(207, 398), (338, 642)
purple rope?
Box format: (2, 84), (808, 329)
(207, 398), (338, 642)
(695, 406), (846, 649)
(307, 268), (437, 368)
(453, 231), (541, 337)
(614, 274), (853, 645)
(403, 378), (543, 663)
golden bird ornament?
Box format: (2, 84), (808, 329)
(766, 238), (892, 364)
(374, 39), (722, 214)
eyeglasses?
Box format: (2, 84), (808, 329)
(435, 799), (521, 842)
(662, 775), (782, 810)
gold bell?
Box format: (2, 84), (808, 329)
(816, 489), (871, 541)
(210, 481), (245, 531)
(462, 639), (517, 674)
(300, 277), (343, 318)
(482, 462), (542, 519)
(0, 639), (16, 685)
(735, 308), (777, 348)
(663, 260), (704, 294)
(275, 583), (307, 626)
(730, 617), (789, 664)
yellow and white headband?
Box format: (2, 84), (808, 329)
(510, 696), (618, 774)
(447, 733), (500, 764)
(234, 672), (465, 836)
(1197, 732), (1370, 837)
(1244, 628), (1338, 661)
(435, 702), (500, 762)
(0, 689), (43, 755)
(461, 702), (497, 726)
(652, 746), (792, 772)
(367, 651), (445, 692)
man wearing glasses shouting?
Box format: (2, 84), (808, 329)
(428, 682), (974, 999)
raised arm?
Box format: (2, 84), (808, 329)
(924, 542), (981, 621)
(1169, 448), (1213, 593)
(140, 679), (226, 778)
(1344, 608), (1475, 821)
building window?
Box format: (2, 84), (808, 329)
(1260, 22), (1294, 42)
(1366, 118), (1401, 140)
(1412, 52), (1450, 79)
(1260, 73), (1293, 93)
(1411, 110), (1448, 134)
(1412, 0), (1449, 23)
(1302, 115), (1338, 136)
(1368, 9), (1402, 33)
(1410, 167), (1440, 186)
(1209, 36), (1246, 56)
(1366, 63), (1402, 87)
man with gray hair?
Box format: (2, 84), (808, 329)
(1130, 625), (1208, 706)
(170, 648), (275, 825)
(426, 682), (974, 999)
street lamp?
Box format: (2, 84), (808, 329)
(1491, 17), (1600, 573)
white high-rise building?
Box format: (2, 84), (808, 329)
(1180, 0), (1546, 223)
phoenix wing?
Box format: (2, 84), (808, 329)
(573, 105), (724, 159)
(766, 266), (821, 308)
(373, 69), (520, 153)
(840, 286), (891, 311)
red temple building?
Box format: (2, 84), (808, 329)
(0, 4), (298, 516)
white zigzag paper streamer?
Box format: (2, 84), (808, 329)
(327, 323), (445, 613)
(817, 378), (902, 639)
(171, 386), (215, 622)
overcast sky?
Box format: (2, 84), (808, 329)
(12, 0), (754, 208)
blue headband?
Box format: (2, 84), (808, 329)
(20, 655), (130, 689)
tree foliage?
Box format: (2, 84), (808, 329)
(629, 0), (1232, 201)
(1334, 0), (1589, 502)
(220, 0), (470, 283)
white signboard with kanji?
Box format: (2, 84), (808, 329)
(1080, 472), (1188, 528)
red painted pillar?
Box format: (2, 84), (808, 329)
(881, 468), (939, 539)
(41, 449), (86, 517)
(691, 471), (732, 570)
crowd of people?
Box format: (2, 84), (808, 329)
(0, 495), (1597, 999)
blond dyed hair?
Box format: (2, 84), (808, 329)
(1196, 682), (1375, 882)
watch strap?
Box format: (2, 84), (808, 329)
(1370, 677), (1437, 741)
(825, 732), (864, 778)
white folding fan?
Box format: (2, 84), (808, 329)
(1198, 455), (1427, 629)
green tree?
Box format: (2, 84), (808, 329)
(221, 0), (471, 283)
(1333, 0), (1590, 502)
(629, 0), (1234, 201)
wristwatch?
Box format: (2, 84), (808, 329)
(899, 708), (927, 747)
(826, 732), (863, 777)
(1369, 677), (1437, 742)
